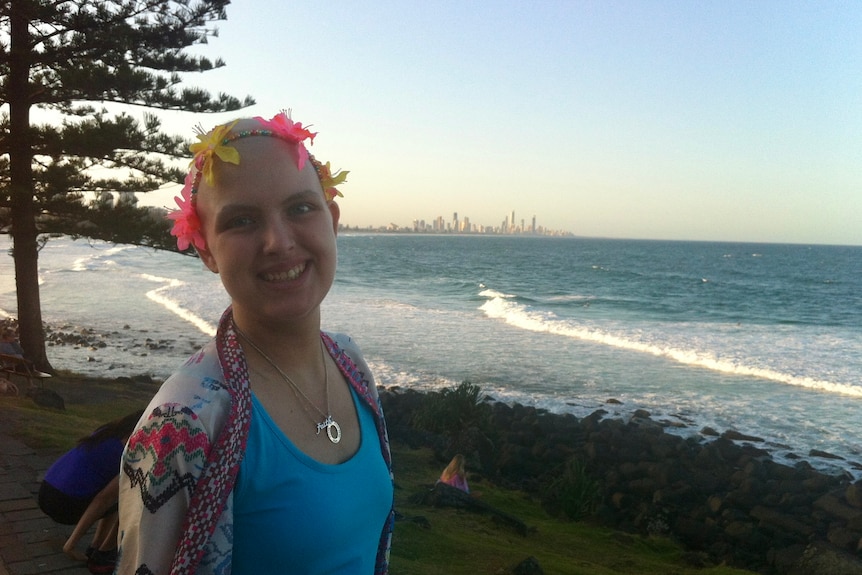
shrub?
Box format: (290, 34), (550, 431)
(411, 381), (491, 456)
(541, 458), (600, 521)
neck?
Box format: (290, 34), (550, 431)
(231, 309), (323, 371)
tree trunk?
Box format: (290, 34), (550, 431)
(8, 0), (52, 373)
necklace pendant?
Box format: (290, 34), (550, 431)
(316, 415), (342, 444)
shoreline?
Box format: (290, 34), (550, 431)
(4, 315), (861, 481)
(3, 236), (861, 482)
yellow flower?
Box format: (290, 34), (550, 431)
(318, 161), (348, 201)
(189, 120), (240, 184)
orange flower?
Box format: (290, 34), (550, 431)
(315, 160), (348, 201)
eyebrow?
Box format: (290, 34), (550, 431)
(282, 189), (322, 203)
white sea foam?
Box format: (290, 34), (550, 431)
(479, 292), (862, 399)
(478, 288), (515, 299)
(141, 274), (216, 336)
(369, 359), (459, 390)
(69, 245), (131, 272)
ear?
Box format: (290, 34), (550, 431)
(328, 201), (341, 236)
(195, 244), (219, 274)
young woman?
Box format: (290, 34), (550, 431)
(438, 453), (470, 493)
(116, 111), (394, 575)
(39, 410), (143, 573)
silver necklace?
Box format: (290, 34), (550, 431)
(234, 324), (341, 444)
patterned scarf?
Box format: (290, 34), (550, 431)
(170, 307), (251, 574)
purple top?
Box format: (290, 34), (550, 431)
(44, 437), (124, 499)
(440, 473), (470, 493)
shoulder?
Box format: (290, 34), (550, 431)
(328, 332), (364, 361)
(325, 332), (385, 404)
(133, 340), (231, 449)
(154, 340), (227, 406)
(326, 333), (374, 381)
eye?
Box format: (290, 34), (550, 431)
(223, 214), (256, 230)
(287, 202), (316, 217)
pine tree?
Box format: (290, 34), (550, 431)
(1, 0), (254, 371)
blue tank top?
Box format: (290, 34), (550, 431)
(232, 388), (393, 574)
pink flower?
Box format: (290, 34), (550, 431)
(167, 175), (205, 251)
(254, 110), (316, 169)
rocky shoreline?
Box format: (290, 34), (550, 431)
(7, 316), (862, 573)
(381, 386), (862, 575)
(10, 368), (862, 573)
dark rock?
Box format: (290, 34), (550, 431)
(811, 449), (847, 461)
(26, 387), (65, 410)
(828, 526), (862, 550)
(723, 520), (754, 541)
(679, 551), (711, 568)
(413, 482), (532, 536)
(673, 516), (716, 550)
(846, 482), (862, 509)
(395, 511), (431, 529)
(750, 505), (814, 538)
(814, 492), (861, 522)
(409, 515), (431, 529)
(787, 542), (862, 575)
(510, 556), (543, 575)
(722, 429), (765, 443)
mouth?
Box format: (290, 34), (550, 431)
(261, 262), (306, 282)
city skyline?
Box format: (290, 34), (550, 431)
(341, 209), (573, 237)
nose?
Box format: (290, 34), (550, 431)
(261, 216), (296, 254)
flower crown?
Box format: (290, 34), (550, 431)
(167, 110), (348, 251)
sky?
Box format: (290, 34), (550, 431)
(139, 0), (861, 245)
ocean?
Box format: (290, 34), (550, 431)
(1, 234), (860, 477)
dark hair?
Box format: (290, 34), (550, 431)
(78, 409), (145, 448)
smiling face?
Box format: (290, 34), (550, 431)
(195, 134), (340, 331)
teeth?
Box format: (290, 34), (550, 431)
(263, 263), (305, 281)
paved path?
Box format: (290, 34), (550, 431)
(0, 433), (84, 575)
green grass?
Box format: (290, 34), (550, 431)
(0, 374), (155, 451)
(0, 377), (756, 575)
(390, 447), (753, 575)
